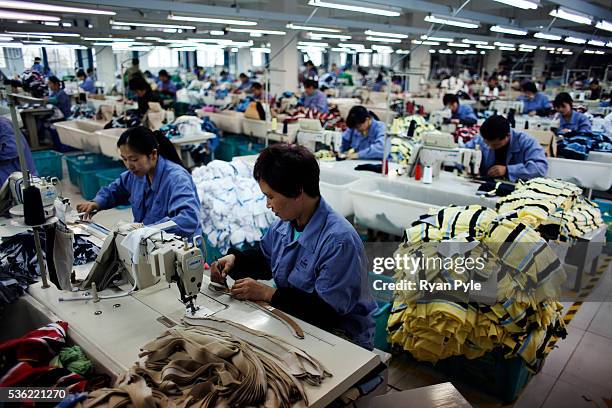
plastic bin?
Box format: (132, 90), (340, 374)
(319, 169), (360, 217)
(198, 111), (244, 134)
(65, 153), (122, 199)
(368, 272), (394, 351)
(95, 128), (125, 159)
(54, 119), (106, 152)
(31, 150), (63, 179)
(242, 118), (268, 138)
(594, 199), (612, 245)
(96, 167), (125, 189)
(216, 136), (249, 161)
(64, 152), (102, 185)
(547, 157), (612, 191)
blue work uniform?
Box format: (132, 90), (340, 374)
(237, 79), (253, 91)
(299, 90), (329, 113)
(341, 119), (389, 159)
(372, 80), (386, 92)
(31, 63), (43, 74)
(48, 89), (71, 119)
(0, 117), (37, 185)
(260, 197), (376, 349)
(93, 156), (202, 238)
(453, 104), (478, 125)
(156, 79), (177, 97)
(518, 93), (550, 113)
(79, 77), (95, 93)
(465, 130), (548, 182)
(559, 111), (591, 133)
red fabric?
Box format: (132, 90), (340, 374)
(0, 322), (68, 365)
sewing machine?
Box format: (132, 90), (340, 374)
(413, 132), (482, 179)
(295, 119), (343, 153)
(514, 115), (560, 131)
(429, 109), (456, 132)
(490, 100), (524, 116)
(1, 172), (59, 219)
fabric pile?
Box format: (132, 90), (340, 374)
(192, 160), (276, 253)
(396, 115), (434, 139)
(68, 105), (97, 120)
(454, 124), (481, 145)
(556, 131), (612, 160)
(387, 204), (568, 370)
(76, 319), (330, 407)
(103, 110), (143, 129)
(280, 107), (346, 131)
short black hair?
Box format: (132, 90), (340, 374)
(253, 143), (320, 198)
(132, 58), (140, 66)
(34, 57), (41, 62)
(590, 80), (599, 86)
(76, 69), (86, 78)
(158, 69), (169, 78)
(443, 93), (459, 105)
(48, 76), (61, 85)
(128, 75), (151, 92)
(239, 73), (248, 79)
(553, 92), (573, 108)
(346, 105), (370, 128)
(251, 82), (262, 90)
(480, 115), (510, 142)
(303, 79), (318, 89)
(86, 67), (93, 74)
(521, 81), (538, 94)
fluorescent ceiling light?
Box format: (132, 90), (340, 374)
(230, 47), (238, 52)
(499, 47), (517, 51)
(331, 47), (348, 52)
(309, 33), (351, 40)
(358, 49), (373, 53)
(396, 49), (410, 54)
(43, 22), (59, 26)
(462, 39), (488, 45)
(251, 47), (270, 53)
(168, 14), (256, 26)
(550, 7), (592, 25)
(62, 22), (72, 27)
(476, 45), (495, 49)
(421, 35), (454, 42)
(607, 42), (612, 48)
(23, 40), (60, 44)
(412, 40), (440, 45)
(0, 0), (115, 15)
(588, 40), (605, 47)
(210, 30), (225, 36)
(519, 48), (533, 52)
(0, 36), (14, 41)
(84, 37), (134, 42)
(163, 29), (178, 33)
(228, 28), (285, 35)
(439, 49), (453, 54)
(365, 30), (407, 39)
(425, 14), (479, 29)
(287, 24), (340, 32)
(338, 43), (365, 50)
(458, 50), (477, 54)
(366, 36), (402, 43)
(299, 41), (329, 47)
(110, 21), (195, 30)
(561, 51), (573, 55)
(0, 42), (23, 47)
(188, 38), (232, 44)
(596, 20), (612, 32)
(494, 41), (514, 47)
(492, 0), (538, 9)
(308, 0), (401, 17)
(519, 44), (537, 49)
(0, 9), (59, 21)
(480, 51), (485, 54)
(565, 36), (586, 44)
(584, 49), (605, 54)
(539, 46), (555, 50)
(112, 26), (131, 30)
(447, 42), (469, 47)
(7, 31), (79, 37)
(429, 49), (436, 53)
(5, 33), (51, 39)
(534, 32), (562, 40)
(490, 25), (528, 36)
(145, 37), (163, 40)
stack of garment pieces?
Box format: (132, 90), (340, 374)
(454, 124), (481, 145)
(395, 115), (434, 139)
(76, 318), (330, 407)
(496, 178), (604, 241)
(279, 107), (346, 131)
(192, 160), (277, 254)
(102, 110), (143, 129)
(556, 131), (612, 160)
(387, 204), (568, 370)
(68, 105), (97, 120)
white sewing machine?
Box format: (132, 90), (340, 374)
(514, 115), (560, 131)
(295, 119), (343, 152)
(414, 131), (482, 178)
(429, 109), (455, 132)
(1, 172), (59, 219)
(490, 100), (524, 116)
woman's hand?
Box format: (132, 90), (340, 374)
(210, 255), (236, 284)
(75, 201), (99, 219)
(230, 278), (276, 302)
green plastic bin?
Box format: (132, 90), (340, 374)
(32, 150), (63, 179)
(368, 272), (395, 351)
(64, 153), (116, 187)
(216, 136), (249, 161)
(236, 142), (264, 157)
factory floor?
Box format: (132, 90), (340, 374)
(60, 174), (612, 408)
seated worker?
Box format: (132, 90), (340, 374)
(0, 117), (37, 185)
(219, 70), (233, 83)
(443, 93), (477, 126)
(210, 144), (376, 349)
(128, 75), (161, 115)
(236, 73), (253, 92)
(156, 69), (177, 100)
(588, 80), (602, 100)
(298, 79), (329, 113)
(553, 92), (592, 134)
(465, 115), (547, 181)
(77, 69), (95, 94)
(341, 106), (388, 160)
(77, 126), (202, 239)
(372, 73), (387, 92)
(250, 81), (263, 100)
(31, 57), (43, 74)
(46, 76), (71, 119)
(518, 81), (551, 116)
(484, 76), (503, 95)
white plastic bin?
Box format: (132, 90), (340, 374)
(547, 157), (612, 191)
(319, 169), (360, 217)
(54, 119), (106, 152)
(95, 128), (124, 159)
(242, 118), (268, 138)
(197, 111), (244, 134)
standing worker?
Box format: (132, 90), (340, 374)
(0, 117), (37, 185)
(340, 106), (388, 160)
(553, 92), (592, 134)
(156, 70), (177, 100)
(46, 76), (71, 119)
(129, 76), (161, 115)
(31, 57), (43, 74)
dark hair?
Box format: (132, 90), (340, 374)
(251, 82), (262, 90)
(128, 76), (151, 92)
(158, 69), (169, 78)
(346, 105), (372, 128)
(239, 73), (248, 79)
(117, 126), (184, 168)
(553, 92), (573, 108)
(443, 93), (459, 105)
(521, 81), (538, 94)
(480, 115), (510, 141)
(253, 143), (319, 198)
(132, 58), (140, 66)
(303, 79), (318, 89)
(76, 69), (86, 78)
(34, 57), (41, 62)
(48, 76), (61, 85)
(86, 67), (93, 74)
(305, 60), (314, 67)
(590, 80), (599, 86)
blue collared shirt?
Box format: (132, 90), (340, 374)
(260, 197), (376, 349)
(80, 77), (96, 93)
(341, 119), (390, 159)
(453, 104), (477, 124)
(559, 111), (591, 133)
(465, 129), (548, 181)
(49, 89), (71, 118)
(299, 90), (329, 113)
(237, 79), (252, 91)
(0, 117), (37, 185)
(156, 79), (177, 96)
(518, 92), (550, 113)
(31, 63), (43, 74)
(94, 156), (203, 238)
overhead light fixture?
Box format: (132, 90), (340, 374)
(490, 25), (528, 36)
(499, 47), (517, 51)
(7, 31), (80, 37)
(480, 50), (485, 54)
(565, 36), (587, 44)
(0, 0), (115, 15)
(493, 41), (514, 47)
(365, 30), (407, 39)
(462, 39), (488, 45)
(519, 44), (537, 49)
(550, 7), (592, 25)
(539, 46), (555, 51)
(228, 28), (286, 35)
(447, 42), (469, 47)
(0, 41), (23, 47)
(607, 42), (612, 48)
(251, 47), (271, 53)
(0, 35), (14, 41)
(287, 24), (341, 32)
(5, 33), (51, 39)
(145, 37), (163, 40)
(476, 44), (495, 49)
(491, 0), (538, 10)
(439, 49), (453, 54)
(588, 39), (605, 47)
(429, 49), (436, 53)
(112, 26), (131, 30)
(0, 9), (59, 21)
(366, 36), (402, 43)
(299, 41), (329, 47)
(230, 47), (238, 52)
(411, 40), (440, 45)
(168, 14), (257, 26)
(518, 48), (533, 52)
(209, 30), (225, 36)
(309, 33), (351, 40)
(561, 51), (573, 55)
(421, 35), (454, 42)
(396, 49), (410, 54)
(596, 20), (612, 32)
(62, 22), (72, 27)
(308, 0), (401, 17)
(358, 49), (373, 53)
(534, 32), (562, 40)
(425, 14), (479, 29)
(110, 20), (196, 30)
(83, 37), (135, 42)
(584, 49), (605, 54)
(460, 50), (477, 54)
(43, 22), (59, 26)
(338, 43), (365, 50)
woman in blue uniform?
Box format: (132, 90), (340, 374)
(340, 106), (389, 159)
(443, 93), (477, 126)
(210, 144), (376, 350)
(518, 81), (551, 116)
(553, 92), (592, 134)
(76, 126), (202, 239)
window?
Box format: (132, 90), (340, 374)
(147, 47), (179, 68)
(359, 53), (371, 67)
(0, 49), (6, 69)
(372, 52), (391, 67)
(301, 49), (323, 66)
(45, 47), (76, 77)
(197, 48), (224, 67)
(251, 49), (265, 67)
(22, 46), (42, 70)
(339, 52), (347, 67)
